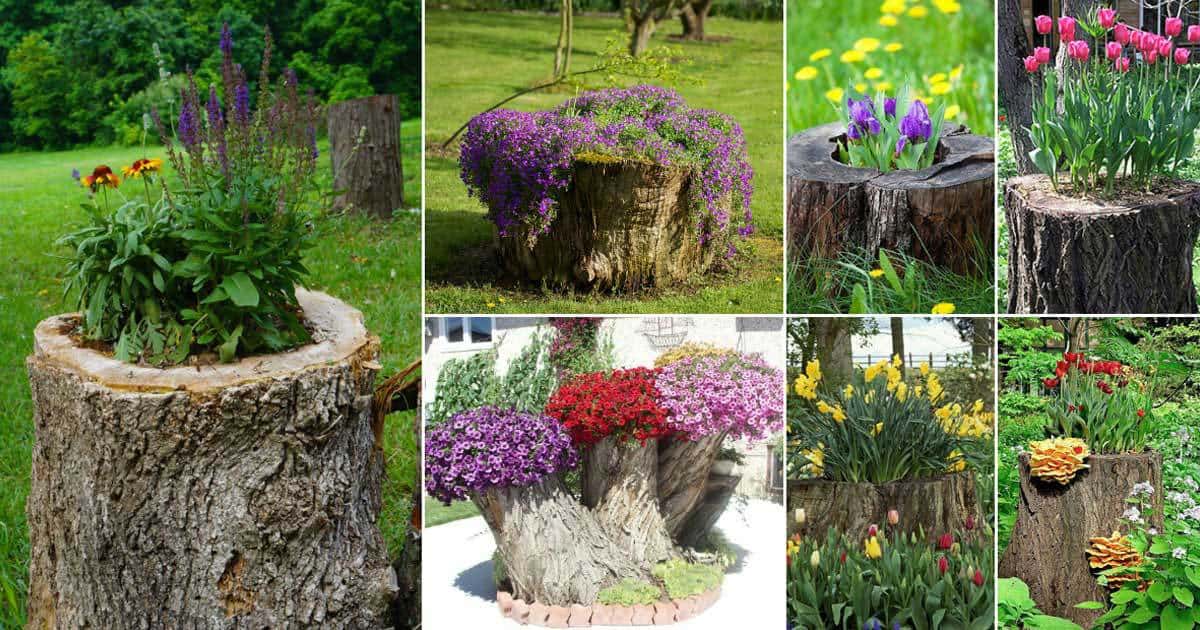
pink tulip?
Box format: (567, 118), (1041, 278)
(1191, 25), (1200, 43)
(1024, 55), (1040, 72)
(1106, 41), (1122, 60)
(1115, 56), (1131, 72)
(1147, 48), (1160, 64)
(1098, 8), (1117, 29)
(1068, 40), (1090, 61)
(1167, 17), (1184, 37)
(1115, 23), (1130, 44)
(1131, 30), (1145, 49)
(1176, 47), (1191, 64)
(1036, 15), (1053, 35)
(1059, 16), (1077, 42)
(1159, 38), (1173, 57)
(1035, 46), (1051, 64)
(1138, 32), (1152, 51)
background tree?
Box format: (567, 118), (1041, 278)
(624, 0), (679, 56)
(997, 0), (1037, 174)
(890, 317), (905, 375)
(677, 0), (714, 40)
(553, 0), (574, 78)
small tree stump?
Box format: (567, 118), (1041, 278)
(496, 159), (731, 291)
(676, 473), (741, 549)
(1005, 175), (1200, 313)
(657, 433), (726, 540)
(25, 290), (394, 628)
(581, 437), (675, 565)
(787, 122), (993, 275)
(329, 94), (405, 218)
(787, 471), (979, 540)
(999, 451), (1163, 626)
(474, 477), (645, 606)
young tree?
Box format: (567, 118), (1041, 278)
(553, 0), (574, 78)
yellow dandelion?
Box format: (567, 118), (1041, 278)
(854, 37), (882, 53)
(795, 66), (819, 81)
(855, 82), (868, 93)
(885, 42), (904, 53)
(930, 82), (952, 95)
(841, 49), (867, 63)
(874, 81), (894, 92)
(880, 0), (907, 15)
(932, 302), (956, 315)
(945, 104), (961, 119)
(933, 0), (962, 13)
(486, 302), (496, 308)
(950, 64), (965, 80)
(810, 48), (832, 61)
(865, 67), (884, 80)
(869, 268), (885, 278)
(929, 72), (948, 84)
(826, 87), (845, 102)
(879, 15), (899, 26)
(908, 5), (928, 17)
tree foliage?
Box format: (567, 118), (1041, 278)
(0, 0), (420, 150)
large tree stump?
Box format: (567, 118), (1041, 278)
(581, 437), (675, 565)
(787, 472), (979, 540)
(676, 473), (741, 549)
(657, 433), (726, 540)
(496, 159), (731, 291)
(999, 451), (1163, 626)
(25, 290), (394, 629)
(473, 476), (645, 606)
(787, 122), (993, 275)
(1005, 175), (1200, 314)
(329, 94), (405, 218)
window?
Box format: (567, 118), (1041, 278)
(436, 317), (493, 349)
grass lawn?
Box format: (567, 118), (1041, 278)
(424, 10), (783, 314)
(0, 122), (421, 627)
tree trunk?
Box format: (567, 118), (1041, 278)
(812, 318), (852, 385)
(998, 0), (1039, 175)
(496, 160), (729, 291)
(675, 473), (740, 549)
(787, 122), (994, 275)
(678, 0), (712, 39)
(25, 290), (395, 629)
(1004, 174), (1200, 314)
(787, 472), (980, 541)
(329, 94), (405, 218)
(473, 476), (645, 606)
(658, 433), (726, 541)
(890, 317), (905, 376)
(999, 452), (1163, 626)
(630, 15), (657, 56)
(582, 437), (675, 566)
(553, 0), (573, 78)
(971, 318), (993, 364)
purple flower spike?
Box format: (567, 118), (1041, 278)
(178, 97), (199, 148)
(220, 22), (233, 58)
(234, 82), (250, 127)
(206, 85), (223, 130)
(884, 98), (897, 118)
(899, 99), (932, 142)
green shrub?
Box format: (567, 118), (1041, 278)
(652, 559), (723, 600)
(998, 577), (1081, 630)
(597, 578), (661, 606)
(998, 391), (1047, 418)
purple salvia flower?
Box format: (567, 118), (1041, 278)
(234, 82), (250, 128)
(178, 96), (199, 149)
(220, 22), (233, 58)
(307, 124), (318, 159)
(206, 85), (224, 130)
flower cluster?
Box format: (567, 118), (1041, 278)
(424, 406), (579, 505)
(1023, 7), (1200, 193)
(839, 92), (945, 172)
(1028, 437), (1090, 484)
(655, 351), (784, 442)
(1041, 352), (1154, 453)
(653, 341), (735, 368)
(545, 367), (671, 446)
(459, 85), (754, 247)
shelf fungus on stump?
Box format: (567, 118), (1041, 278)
(1086, 531), (1143, 589)
(1028, 437), (1091, 484)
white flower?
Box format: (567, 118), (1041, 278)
(1130, 481), (1155, 497)
(1185, 477), (1199, 490)
(1149, 527), (1159, 535)
(1183, 506), (1200, 521)
(1174, 547), (1188, 559)
(1168, 491), (1196, 506)
(1123, 506), (1144, 524)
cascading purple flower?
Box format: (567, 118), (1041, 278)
(899, 99), (932, 142)
(424, 406), (580, 505)
(655, 351), (784, 442)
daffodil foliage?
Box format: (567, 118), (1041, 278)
(789, 357), (991, 483)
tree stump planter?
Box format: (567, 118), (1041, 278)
(657, 433), (726, 541)
(1005, 175), (1200, 313)
(787, 472), (980, 540)
(999, 451), (1163, 626)
(496, 585), (723, 626)
(581, 437), (676, 565)
(675, 473), (741, 549)
(495, 159), (731, 291)
(787, 122), (993, 275)
(25, 290), (395, 629)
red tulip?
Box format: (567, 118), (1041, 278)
(1059, 16), (1077, 42)
(868, 523), (879, 537)
(1064, 352), (1083, 364)
(1098, 8), (1117, 29)
(1106, 41), (1123, 60)
(973, 569), (985, 587)
(1190, 25), (1200, 43)
(938, 555), (949, 574)
(1167, 17), (1184, 37)
(1043, 377), (1059, 389)
(1036, 15), (1053, 35)
(965, 514), (976, 531)
(1176, 47), (1190, 64)
(1024, 55), (1041, 72)
(1035, 46), (1051, 64)
(1116, 23), (1131, 44)
(1115, 56), (1131, 72)
(938, 533), (954, 550)
(1137, 408), (1146, 418)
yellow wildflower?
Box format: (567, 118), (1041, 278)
(945, 104), (961, 119)
(885, 42), (904, 52)
(874, 81), (894, 92)
(908, 5), (928, 17)
(841, 49), (867, 63)
(826, 87), (845, 103)
(933, 0), (962, 13)
(865, 67), (884, 80)
(880, 0), (907, 15)
(795, 66), (818, 81)
(855, 82), (868, 93)
(932, 302), (956, 315)
(843, 384), (854, 398)
(854, 38), (882, 53)
(929, 72), (948, 84)
(950, 64), (965, 80)
(810, 48), (832, 61)
(879, 14), (899, 26)
(930, 82), (952, 95)
(872, 422), (884, 436)
(870, 268), (885, 278)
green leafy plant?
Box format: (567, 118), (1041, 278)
(596, 578), (661, 606)
(787, 524), (993, 629)
(997, 577), (1082, 629)
(427, 330), (559, 425)
(651, 559), (723, 600)
(1042, 353), (1155, 453)
(998, 319), (1063, 387)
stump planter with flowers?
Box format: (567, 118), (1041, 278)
(460, 86), (755, 291)
(789, 357), (992, 541)
(27, 26), (397, 627)
(787, 92), (994, 275)
(425, 345), (783, 618)
(998, 351), (1162, 625)
(1009, 8), (1200, 313)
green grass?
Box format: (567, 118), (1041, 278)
(424, 496), (482, 528)
(786, 0), (995, 137)
(0, 122), (421, 627)
(424, 10), (783, 314)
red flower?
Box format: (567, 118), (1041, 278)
(973, 569), (985, 587)
(937, 533), (954, 550)
(1137, 409), (1146, 418)
(1064, 352), (1084, 364)
(965, 514), (975, 531)
(81, 165), (120, 192)
(1096, 380), (1113, 395)
(867, 524), (879, 537)
(1055, 361), (1069, 379)
(938, 556), (949, 574)
(1074, 446), (1084, 454)
(840, 551), (847, 564)
(1043, 377), (1059, 389)
(545, 368), (671, 446)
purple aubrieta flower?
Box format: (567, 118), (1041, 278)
(884, 98), (897, 119)
(899, 99), (932, 142)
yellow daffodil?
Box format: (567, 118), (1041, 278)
(891, 354), (902, 368)
(841, 49), (867, 63)
(885, 42), (904, 53)
(832, 406), (846, 423)
(932, 302), (956, 315)
(810, 48), (832, 61)
(806, 359), (822, 381)
(854, 38), (882, 53)
(865, 67), (884, 80)
(872, 422), (884, 436)
(908, 5), (928, 17)
(895, 382), (908, 401)
(946, 450), (966, 472)
(927, 374), (944, 403)
(879, 14), (899, 26)
(794, 374), (818, 400)
(802, 446), (825, 475)
(795, 66), (818, 81)
(826, 87), (845, 102)
(919, 361), (930, 376)
(864, 536), (883, 559)
(843, 384), (854, 398)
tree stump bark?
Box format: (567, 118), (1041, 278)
(999, 451), (1163, 626)
(787, 122), (994, 275)
(787, 472), (979, 540)
(676, 473), (741, 549)
(25, 290), (395, 629)
(581, 437), (675, 566)
(1005, 175), (1200, 313)
(495, 159), (730, 292)
(473, 476), (645, 606)
(329, 94), (405, 218)
(657, 433), (726, 540)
